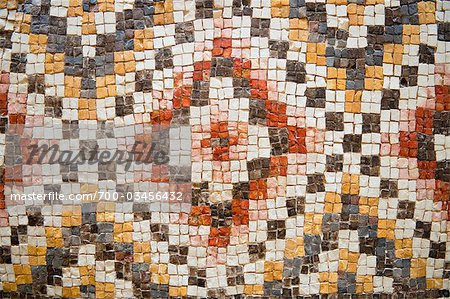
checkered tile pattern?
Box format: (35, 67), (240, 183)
(0, 0), (449, 298)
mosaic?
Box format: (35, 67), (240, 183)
(0, 0), (450, 298)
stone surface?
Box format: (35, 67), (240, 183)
(0, 0), (449, 298)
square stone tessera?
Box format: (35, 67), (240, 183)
(0, 0), (450, 298)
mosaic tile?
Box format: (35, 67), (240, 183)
(0, 0), (449, 298)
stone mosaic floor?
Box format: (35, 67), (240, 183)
(1, 0), (450, 298)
